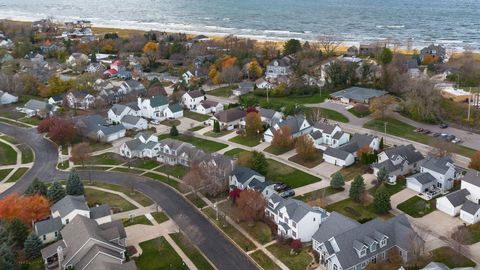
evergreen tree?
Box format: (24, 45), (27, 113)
(24, 233), (43, 259)
(379, 137), (384, 150)
(6, 218), (29, 248)
(330, 172), (345, 190)
(47, 182), (66, 203)
(379, 48), (393, 65)
(283, 39), (302, 56)
(169, 125), (179, 137)
(376, 167), (388, 184)
(66, 170), (84, 196)
(251, 151), (268, 175)
(213, 120), (220, 133)
(25, 178), (48, 196)
(0, 243), (15, 270)
(373, 185), (391, 214)
(349, 175), (366, 202)
(90, 52), (97, 63)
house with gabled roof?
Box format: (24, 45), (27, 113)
(34, 216), (62, 244)
(182, 90), (205, 110)
(372, 144), (425, 183)
(120, 115), (148, 130)
(17, 99), (55, 118)
(0, 90), (18, 105)
(323, 133), (380, 167)
(264, 115), (312, 143)
(108, 104), (134, 123)
(232, 82), (254, 96)
(330, 87), (387, 104)
(51, 195), (91, 225)
(120, 133), (159, 159)
(266, 193), (329, 242)
(137, 95), (169, 120)
(421, 262), (474, 270)
(308, 122), (350, 150)
(266, 55), (293, 79)
(406, 156), (456, 194)
(258, 108), (283, 127)
(163, 103), (184, 119)
(119, 80), (145, 95)
(210, 108), (246, 130)
(312, 213), (421, 270)
(196, 100), (223, 115)
(75, 115), (126, 143)
(437, 169), (480, 224)
(157, 139), (205, 167)
(40, 215), (136, 270)
(65, 91), (95, 110)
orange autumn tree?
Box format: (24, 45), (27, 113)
(143, 41), (160, 67)
(0, 193), (50, 225)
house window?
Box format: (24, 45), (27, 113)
(370, 244), (376, 252)
(291, 221), (296, 227)
(66, 219), (69, 224)
(43, 235), (46, 240)
(333, 265), (338, 270)
(292, 231), (297, 238)
(360, 248), (367, 257)
(380, 238), (387, 247)
(54, 232), (58, 237)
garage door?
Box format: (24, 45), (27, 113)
(406, 180), (422, 193)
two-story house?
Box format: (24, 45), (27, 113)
(266, 193), (329, 242)
(259, 108), (283, 127)
(196, 100), (224, 115)
(157, 139), (205, 167)
(64, 91), (95, 110)
(182, 90), (205, 110)
(308, 122), (350, 150)
(406, 156), (456, 194)
(137, 96), (169, 120)
(266, 55), (293, 80)
(437, 169), (480, 224)
(371, 144), (425, 183)
(120, 132), (160, 159)
(228, 166), (276, 198)
(264, 115), (312, 143)
(312, 213), (421, 270)
(323, 134), (380, 167)
(119, 80), (146, 95)
(108, 104), (136, 123)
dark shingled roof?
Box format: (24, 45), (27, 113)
(90, 204), (112, 219)
(187, 90), (204, 99)
(409, 172), (437, 185)
(444, 189), (470, 207)
(461, 200), (480, 215)
(463, 169), (480, 187)
(330, 87), (387, 102)
(214, 108), (246, 123)
(421, 156), (454, 175)
(34, 217), (62, 236)
(231, 166), (262, 184)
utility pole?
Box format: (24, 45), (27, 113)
(467, 87), (472, 122)
(384, 121), (387, 145)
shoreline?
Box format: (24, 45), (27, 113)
(1, 17), (475, 55)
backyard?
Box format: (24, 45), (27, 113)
(183, 110), (210, 122)
(288, 151), (323, 168)
(229, 134), (262, 147)
(266, 159), (321, 188)
(158, 134), (228, 152)
(325, 198), (391, 223)
(318, 108), (349, 123)
(84, 187), (137, 212)
(397, 196), (436, 218)
(266, 243), (313, 270)
(207, 85), (237, 97)
(250, 250), (281, 270)
(135, 237), (189, 270)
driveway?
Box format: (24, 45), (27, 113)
(306, 100), (372, 126)
(311, 162), (341, 179)
(0, 124), (259, 270)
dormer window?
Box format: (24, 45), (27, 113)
(360, 247), (367, 257)
(380, 238), (387, 247)
(370, 243), (376, 252)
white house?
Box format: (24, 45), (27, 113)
(51, 195), (91, 225)
(0, 91), (18, 105)
(406, 156), (456, 194)
(372, 144), (425, 183)
(308, 122), (350, 150)
(196, 100), (223, 115)
(437, 189), (470, 217)
(137, 96), (169, 120)
(323, 133), (379, 167)
(64, 91), (95, 110)
(34, 217), (62, 244)
(108, 104), (134, 123)
(264, 115), (312, 143)
(120, 80), (146, 95)
(266, 193), (329, 242)
(74, 114), (126, 143)
(182, 70), (194, 84)
(182, 90), (205, 110)
(163, 104), (184, 119)
(258, 108), (283, 127)
(120, 133), (160, 159)
(210, 108), (246, 130)
(17, 99), (55, 118)
(157, 139), (205, 167)
(229, 166), (276, 198)
(255, 78), (273, 89)
(66, 52), (88, 67)
(232, 82), (254, 96)
(121, 115), (148, 130)
(266, 56), (293, 79)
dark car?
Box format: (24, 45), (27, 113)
(274, 182), (288, 191)
(433, 133), (441, 137)
(279, 189), (295, 198)
(447, 135), (456, 142)
(439, 123), (448, 129)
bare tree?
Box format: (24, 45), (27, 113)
(70, 142), (92, 168)
(408, 226), (427, 264)
(306, 108), (325, 124)
(220, 66), (242, 85)
(451, 225), (471, 256)
(181, 163), (207, 196)
(428, 138), (455, 158)
(316, 35), (341, 57)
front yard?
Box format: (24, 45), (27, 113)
(155, 165), (188, 179)
(266, 243), (313, 270)
(223, 148), (247, 157)
(183, 110), (210, 122)
(288, 151), (323, 168)
(84, 187), (137, 212)
(318, 108), (349, 123)
(82, 152), (126, 166)
(204, 129), (233, 138)
(85, 181), (153, 207)
(264, 145), (294, 155)
(170, 233), (215, 270)
(135, 237), (189, 270)
(326, 198), (390, 223)
(229, 134), (262, 147)
(266, 159), (321, 188)
(0, 140), (16, 165)
(397, 196), (436, 218)
(158, 134), (228, 152)
(333, 163), (367, 182)
(295, 186), (343, 204)
(430, 246), (476, 268)
(144, 172), (184, 192)
(250, 250), (281, 270)
(207, 85), (237, 97)
(123, 215), (152, 226)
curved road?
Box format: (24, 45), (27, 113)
(0, 123), (258, 270)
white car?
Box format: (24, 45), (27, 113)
(151, 120), (160, 125)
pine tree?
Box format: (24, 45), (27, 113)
(373, 185), (391, 214)
(6, 218), (29, 248)
(47, 182), (66, 203)
(24, 233), (43, 259)
(330, 172), (345, 190)
(251, 151), (268, 175)
(66, 170), (84, 196)
(379, 137), (384, 151)
(25, 178), (47, 196)
(0, 243), (15, 270)
(169, 125), (179, 137)
(90, 52), (97, 63)
(349, 175), (366, 202)
(376, 167), (388, 184)
(213, 120), (220, 133)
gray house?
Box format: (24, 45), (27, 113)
(75, 114), (126, 143)
(34, 217), (62, 244)
(312, 213), (422, 270)
(420, 44), (447, 63)
(330, 87), (387, 104)
(40, 215), (136, 270)
(372, 144), (425, 183)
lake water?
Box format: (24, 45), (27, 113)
(0, 0), (479, 50)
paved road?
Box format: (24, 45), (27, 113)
(0, 124), (258, 270)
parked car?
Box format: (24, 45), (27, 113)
(151, 120), (160, 125)
(452, 138), (462, 144)
(439, 123), (448, 129)
(422, 129), (431, 134)
(274, 182), (288, 192)
(446, 135), (456, 142)
(279, 189), (295, 198)
(432, 132), (441, 137)
(415, 128), (424, 133)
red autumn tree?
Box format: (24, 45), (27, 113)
(229, 188), (242, 204)
(469, 150), (480, 170)
(38, 117), (77, 145)
(235, 189), (266, 224)
(0, 193), (50, 225)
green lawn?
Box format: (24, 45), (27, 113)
(161, 119), (181, 127)
(242, 90), (331, 106)
(123, 215), (152, 226)
(203, 207), (256, 252)
(151, 212), (169, 224)
(111, 167), (144, 174)
(223, 148), (247, 157)
(135, 237), (189, 270)
(155, 165), (188, 179)
(144, 172), (184, 193)
(158, 134), (228, 152)
(85, 182), (152, 207)
(6, 167), (28, 182)
(264, 145), (294, 155)
(397, 196), (436, 218)
(288, 151), (323, 168)
(189, 125), (206, 132)
(229, 135), (262, 147)
(250, 250), (282, 270)
(207, 85), (237, 97)
(333, 163), (366, 181)
(204, 129), (234, 138)
(319, 108), (349, 123)
(0, 135), (18, 144)
(184, 110), (211, 122)
(57, 160), (69, 170)
(266, 243), (313, 270)
(348, 107), (372, 118)
(0, 140), (17, 165)
(128, 159), (159, 170)
(364, 117), (476, 157)
(266, 159), (321, 188)
(186, 193), (207, 208)
(170, 232), (215, 270)
(18, 117), (41, 126)
(295, 186), (343, 203)
(18, 144), (34, 164)
(0, 169), (13, 181)
(0, 117), (31, 128)
(85, 187), (137, 212)
(88, 142), (113, 152)
(239, 222), (272, 245)
(326, 198), (384, 223)
(430, 246), (476, 268)
(369, 179), (406, 196)
(82, 152), (126, 166)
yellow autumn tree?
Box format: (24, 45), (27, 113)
(143, 41), (160, 67)
(209, 64), (219, 84)
(220, 55), (237, 70)
(247, 59), (263, 79)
